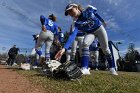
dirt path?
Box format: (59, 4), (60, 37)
(0, 65), (46, 93)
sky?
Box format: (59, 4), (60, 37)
(0, 0), (140, 56)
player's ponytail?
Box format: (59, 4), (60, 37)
(48, 14), (57, 22)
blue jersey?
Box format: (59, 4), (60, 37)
(71, 23), (85, 37)
(58, 31), (64, 43)
(76, 31), (85, 36)
(74, 6), (102, 33)
(64, 6), (104, 49)
(89, 39), (99, 51)
(40, 15), (58, 35)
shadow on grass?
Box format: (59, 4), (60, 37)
(29, 69), (81, 82)
(30, 72), (71, 81)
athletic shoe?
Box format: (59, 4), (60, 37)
(81, 67), (91, 75)
(110, 68), (118, 75)
(95, 68), (99, 71)
(13, 63), (17, 66)
(32, 66), (38, 69)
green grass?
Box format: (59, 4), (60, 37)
(16, 69), (140, 93)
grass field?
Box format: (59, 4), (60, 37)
(16, 69), (140, 93)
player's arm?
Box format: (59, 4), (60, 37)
(88, 5), (107, 27)
(55, 27), (78, 60)
(94, 13), (106, 27)
(40, 15), (47, 31)
(63, 27), (78, 49)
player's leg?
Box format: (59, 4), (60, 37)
(81, 34), (95, 75)
(95, 25), (118, 75)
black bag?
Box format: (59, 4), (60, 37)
(53, 62), (82, 80)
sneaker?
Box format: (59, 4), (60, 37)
(32, 66), (38, 69)
(81, 67), (91, 75)
(13, 63), (17, 66)
(95, 68), (99, 71)
(110, 68), (118, 75)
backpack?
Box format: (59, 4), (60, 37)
(53, 61), (82, 80)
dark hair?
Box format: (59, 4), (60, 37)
(48, 14), (57, 22)
(77, 4), (83, 12)
(58, 26), (62, 32)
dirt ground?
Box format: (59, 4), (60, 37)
(0, 65), (46, 93)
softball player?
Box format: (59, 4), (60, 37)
(58, 27), (64, 43)
(31, 34), (40, 68)
(89, 38), (99, 70)
(50, 27), (63, 60)
(55, 3), (118, 75)
(35, 14), (59, 62)
(69, 24), (85, 62)
(31, 34), (39, 56)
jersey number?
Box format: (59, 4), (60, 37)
(48, 20), (53, 26)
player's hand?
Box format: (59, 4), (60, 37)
(55, 48), (65, 60)
(42, 25), (47, 32)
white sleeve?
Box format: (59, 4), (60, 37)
(86, 5), (97, 11)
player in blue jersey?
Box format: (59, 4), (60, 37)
(58, 27), (64, 43)
(70, 24), (85, 63)
(35, 14), (59, 62)
(55, 3), (118, 75)
(50, 26), (63, 60)
(89, 38), (99, 70)
(31, 34), (40, 68)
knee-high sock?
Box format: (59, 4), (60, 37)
(35, 49), (42, 56)
(82, 48), (90, 69)
(105, 54), (115, 68)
